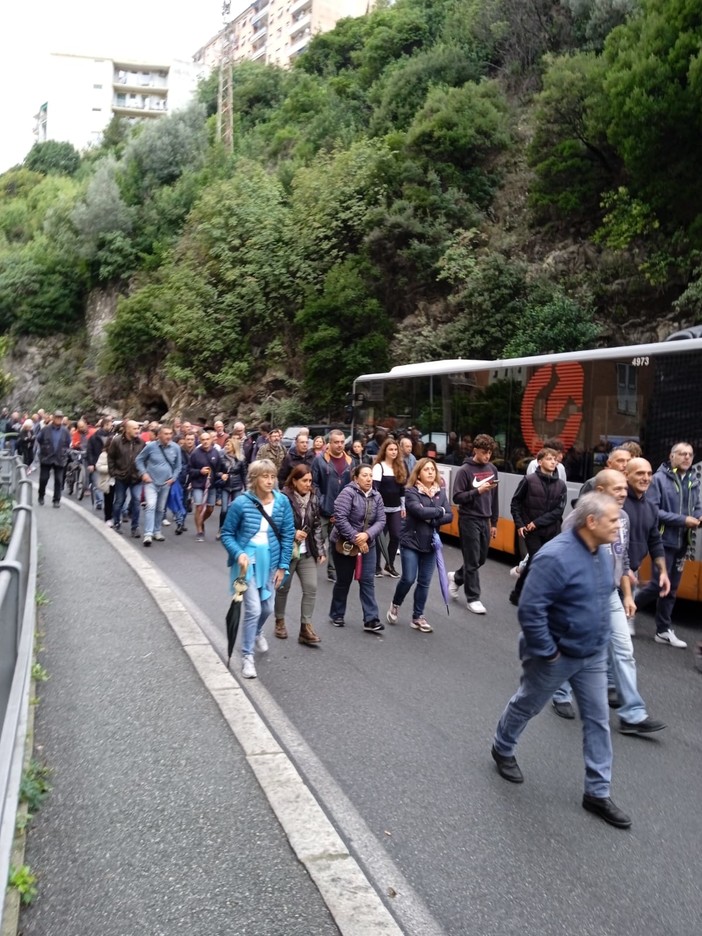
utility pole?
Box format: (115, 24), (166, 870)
(217, 0), (234, 151)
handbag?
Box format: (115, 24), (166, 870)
(334, 494), (372, 558)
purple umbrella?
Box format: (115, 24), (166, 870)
(432, 531), (450, 614)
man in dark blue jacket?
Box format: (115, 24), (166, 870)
(634, 444), (700, 648)
(622, 458), (672, 640)
(492, 493), (632, 829)
(36, 410), (72, 507)
(312, 429), (352, 582)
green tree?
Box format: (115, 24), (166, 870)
(71, 159), (134, 277)
(120, 102), (208, 203)
(24, 140), (81, 176)
(503, 291), (600, 356)
(296, 258), (392, 408)
(529, 51), (614, 225)
(599, 0), (702, 234)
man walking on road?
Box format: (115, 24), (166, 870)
(109, 420), (145, 537)
(622, 458), (674, 641)
(491, 493), (632, 829)
(36, 410), (72, 507)
(312, 429), (352, 583)
(634, 442), (701, 648)
(447, 433), (499, 614)
(136, 425), (181, 547)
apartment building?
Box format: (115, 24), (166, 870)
(33, 53), (203, 152)
(194, 0), (369, 71)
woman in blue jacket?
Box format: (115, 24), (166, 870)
(221, 459), (295, 679)
(386, 458), (453, 632)
(329, 464), (386, 632)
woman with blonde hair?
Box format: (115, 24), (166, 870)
(372, 437), (407, 578)
(217, 434), (248, 539)
(221, 459), (294, 680)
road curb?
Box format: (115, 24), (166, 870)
(54, 495), (405, 936)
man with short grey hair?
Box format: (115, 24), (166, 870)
(136, 425), (181, 547)
(313, 430), (352, 582)
(278, 430), (314, 487)
(634, 442), (701, 647)
(492, 493), (632, 829)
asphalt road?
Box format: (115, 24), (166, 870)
(81, 500), (702, 935)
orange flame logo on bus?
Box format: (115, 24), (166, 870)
(521, 362), (584, 456)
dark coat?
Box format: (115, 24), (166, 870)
(623, 488), (665, 571)
(330, 483), (385, 546)
(219, 452), (247, 496)
(189, 446), (224, 490)
(108, 434), (145, 484)
(511, 470), (567, 539)
(278, 448), (315, 488)
(282, 487), (326, 560)
(400, 486), (453, 553)
(452, 455), (499, 523)
(36, 425), (72, 467)
(312, 451), (353, 518)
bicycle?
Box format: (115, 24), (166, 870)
(64, 450), (87, 500)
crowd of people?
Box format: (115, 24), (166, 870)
(8, 406), (702, 828)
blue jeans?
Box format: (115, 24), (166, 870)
(635, 545), (686, 634)
(143, 482), (171, 536)
(112, 480), (142, 530)
(329, 546), (379, 624)
(554, 592), (648, 724)
(392, 547), (436, 619)
(241, 574), (275, 658)
(495, 646), (612, 797)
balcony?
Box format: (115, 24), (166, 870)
(288, 35), (310, 57)
(113, 73), (168, 91)
(251, 4), (269, 26)
(251, 46), (266, 61)
(290, 12), (311, 36)
(252, 23), (268, 41)
(290, 0), (311, 15)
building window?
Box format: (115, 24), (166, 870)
(92, 107), (102, 111)
(93, 83), (102, 89)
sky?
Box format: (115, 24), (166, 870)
(0, 0), (230, 172)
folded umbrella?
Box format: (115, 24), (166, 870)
(432, 531), (450, 614)
(225, 576), (248, 667)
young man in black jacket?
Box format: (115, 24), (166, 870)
(447, 433), (499, 615)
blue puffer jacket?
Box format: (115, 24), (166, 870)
(518, 528), (613, 659)
(400, 486), (453, 553)
(648, 462), (702, 551)
(330, 483), (385, 547)
(221, 490), (294, 571)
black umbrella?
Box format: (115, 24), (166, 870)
(225, 576), (248, 667)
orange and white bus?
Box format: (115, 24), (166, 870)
(352, 334), (702, 599)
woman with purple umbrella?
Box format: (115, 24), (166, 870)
(386, 458), (453, 633)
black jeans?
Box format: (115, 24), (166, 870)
(38, 463), (65, 503)
(453, 515), (490, 601)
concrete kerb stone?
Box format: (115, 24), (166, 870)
(52, 493), (406, 936)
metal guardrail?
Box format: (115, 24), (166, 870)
(0, 454), (37, 926)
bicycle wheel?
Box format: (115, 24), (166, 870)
(75, 470), (85, 500)
(65, 466), (75, 495)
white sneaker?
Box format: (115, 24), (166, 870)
(509, 566), (521, 579)
(654, 629), (687, 648)
(255, 633), (269, 653)
(162, 518), (171, 526)
(152, 533), (165, 542)
(386, 603), (399, 625)
(242, 654), (257, 678)
(447, 571), (460, 600)
(467, 600), (487, 615)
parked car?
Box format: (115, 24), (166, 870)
(281, 425), (335, 450)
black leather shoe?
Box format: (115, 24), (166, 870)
(582, 794), (631, 828)
(619, 716), (666, 735)
(552, 699), (576, 719)
(491, 745), (524, 783)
